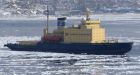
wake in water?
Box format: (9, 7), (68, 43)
(0, 51), (140, 75)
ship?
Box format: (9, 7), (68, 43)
(4, 8), (133, 55)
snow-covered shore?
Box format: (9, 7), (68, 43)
(0, 13), (140, 21)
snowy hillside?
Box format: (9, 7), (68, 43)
(0, 0), (140, 16)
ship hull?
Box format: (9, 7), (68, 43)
(4, 42), (133, 55)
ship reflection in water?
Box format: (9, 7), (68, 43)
(0, 50), (140, 75)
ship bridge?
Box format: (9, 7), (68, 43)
(53, 8), (105, 43)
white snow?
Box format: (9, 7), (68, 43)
(0, 13), (140, 21)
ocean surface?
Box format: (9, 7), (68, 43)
(0, 15), (140, 75)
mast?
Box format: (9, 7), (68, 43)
(85, 8), (91, 20)
(43, 6), (49, 38)
(46, 6), (49, 34)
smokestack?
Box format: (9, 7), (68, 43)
(57, 17), (66, 29)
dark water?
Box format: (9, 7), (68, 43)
(0, 18), (140, 75)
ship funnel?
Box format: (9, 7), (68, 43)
(57, 17), (66, 29)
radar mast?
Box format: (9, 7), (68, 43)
(85, 8), (91, 20)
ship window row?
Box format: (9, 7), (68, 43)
(65, 34), (90, 36)
(86, 23), (99, 25)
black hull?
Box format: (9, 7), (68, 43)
(4, 42), (133, 55)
